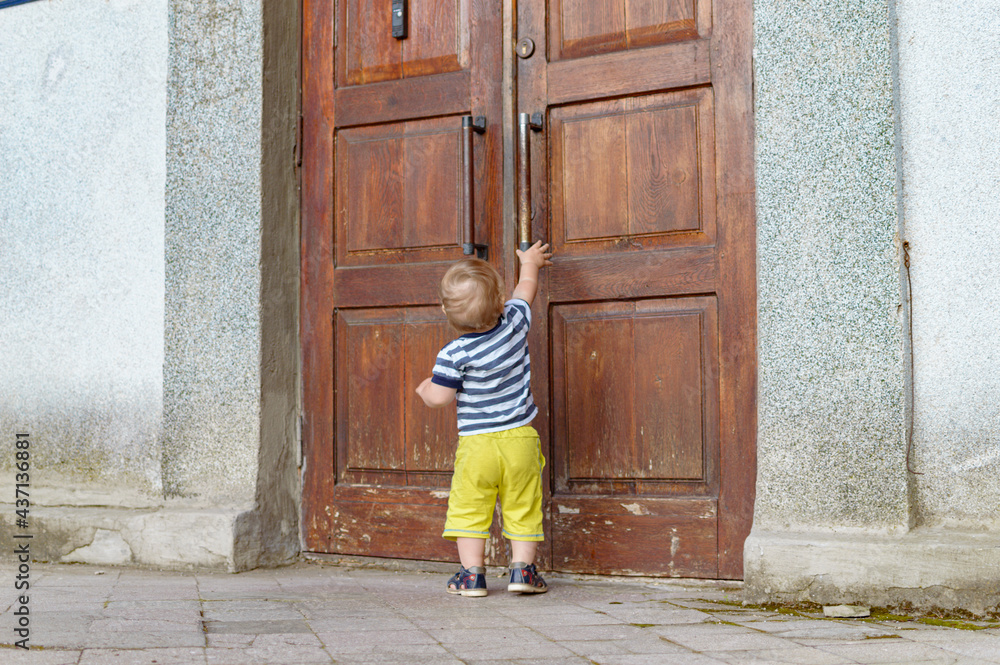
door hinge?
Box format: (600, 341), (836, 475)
(295, 113), (304, 169)
(297, 414), (305, 469)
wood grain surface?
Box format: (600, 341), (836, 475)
(303, 0), (754, 578)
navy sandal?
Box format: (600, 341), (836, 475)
(507, 562), (548, 594)
(446, 566), (487, 597)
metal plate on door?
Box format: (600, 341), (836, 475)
(392, 0), (407, 39)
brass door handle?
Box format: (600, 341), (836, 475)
(462, 115), (487, 259)
(518, 112), (543, 252)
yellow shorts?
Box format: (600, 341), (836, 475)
(442, 425), (545, 542)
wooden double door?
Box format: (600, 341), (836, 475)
(302, 0), (755, 578)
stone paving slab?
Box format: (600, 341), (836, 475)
(0, 560), (997, 664)
(702, 645), (857, 664)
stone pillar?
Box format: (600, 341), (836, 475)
(163, 0), (299, 570)
(747, 0), (1000, 613)
(751, 0), (909, 535)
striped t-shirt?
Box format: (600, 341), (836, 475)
(431, 299), (538, 435)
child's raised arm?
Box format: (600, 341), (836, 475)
(512, 241), (553, 306)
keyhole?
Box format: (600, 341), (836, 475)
(516, 38), (535, 59)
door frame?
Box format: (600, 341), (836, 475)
(300, 0), (512, 557)
(301, 0), (335, 546)
(300, 0), (756, 578)
(702, 0), (757, 577)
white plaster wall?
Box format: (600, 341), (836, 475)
(897, 0), (1000, 528)
(0, 0), (168, 496)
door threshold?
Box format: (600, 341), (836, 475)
(300, 552), (744, 588)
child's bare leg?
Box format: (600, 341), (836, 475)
(509, 540), (537, 566)
(457, 537), (486, 569)
(507, 539), (547, 593)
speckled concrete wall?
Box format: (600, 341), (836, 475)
(747, 0), (1000, 612)
(164, 0), (264, 501)
(753, 0), (908, 531)
(0, 0), (167, 497)
(897, 0), (1000, 529)
(161, 0), (300, 566)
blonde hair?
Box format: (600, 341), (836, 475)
(440, 258), (505, 333)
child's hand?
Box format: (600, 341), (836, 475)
(515, 241), (553, 269)
(512, 241), (552, 306)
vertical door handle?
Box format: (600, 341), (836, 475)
(518, 112), (544, 251)
(462, 116), (487, 259)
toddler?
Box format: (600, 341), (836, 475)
(416, 241), (553, 597)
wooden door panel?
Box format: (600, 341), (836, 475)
(342, 310), (406, 472)
(554, 0), (627, 59)
(547, 40), (711, 106)
(552, 496), (717, 576)
(333, 263), (453, 308)
(551, 0), (708, 61)
(305, 0), (752, 576)
(633, 306), (708, 481)
(336, 307), (457, 487)
(403, 312), (461, 475)
(558, 104), (630, 241)
(333, 72), (471, 128)
(339, 0), (469, 86)
(341, 133), (405, 256)
(515, 0), (754, 578)
(551, 297), (719, 493)
(626, 98), (703, 235)
(550, 88), (716, 256)
(337, 117), (464, 265)
(547, 247), (717, 303)
(306, 0), (502, 561)
(342, 0), (400, 85)
(556, 302), (635, 483)
(403, 0), (470, 76)
(321, 485), (451, 559)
